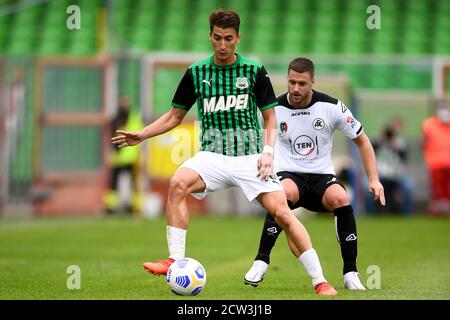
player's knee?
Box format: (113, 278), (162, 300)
(168, 176), (189, 198)
(284, 188), (298, 204)
(272, 207), (293, 229)
(328, 193), (350, 210)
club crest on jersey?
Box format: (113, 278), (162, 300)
(312, 118), (325, 130)
(280, 121), (288, 133)
(235, 77), (248, 89)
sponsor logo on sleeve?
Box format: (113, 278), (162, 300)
(347, 116), (357, 129)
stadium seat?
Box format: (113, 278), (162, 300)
(435, 0), (450, 13)
(136, 9), (159, 25)
(285, 0), (310, 13)
(346, 0), (369, 13)
(367, 65), (394, 89)
(252, 36), (276, 55)
(314, 10), (339, 31)
(433, 15), (450, 40)
(130, 29), (155, 52)
(403, 13), (429, 35)
(315, 0), (340, 13)
(130, 10), (159, 48)
(341, 22), (369, 54)
(283, 10), (308, 33)
(279, 27), (307, 54)
(312, 32), (339, 54)
(343, 9), (367, 30)
(401, 30), (428, 55)
(432, 33), (450, 55)
(227, 0), (251, 14)
(371, 0), (400, 14)
(253, 11), (278, 30)
(251, 11), (278, 54)
(154, 69), (186, 115)
(0, 15), (8, 49)
(367, 13), (401, 54)
(256, 0), (279, 13)
(189, 34), (211, 53)
(397, 66), (432, 90)
(66, 35), (96, 56)
(196, 0), (221, 15)
(37, 41), (64, 56)
(406, 0), (431, 14)
(159, 26), (187, 52)
(279, 41), (307, 55)
(45, 10), (66, 29)
(342, 64), (365, 88)
(136, 0), (159, 11)
(75, 0), (101, 10)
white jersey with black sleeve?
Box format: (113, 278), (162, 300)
(274, 90), (363, 175)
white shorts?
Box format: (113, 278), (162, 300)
(179, 151), (283, 203)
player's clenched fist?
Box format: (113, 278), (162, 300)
(111, 130), (143, 148)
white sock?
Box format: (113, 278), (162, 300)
(298, 248), (327, 287)
(167, 226), (186, 260)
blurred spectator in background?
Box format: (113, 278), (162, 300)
(422, 100), (450, 216)
(0, 65), (26, 211)
(104, 96), (143, 215)
(366, 116), (413, 215)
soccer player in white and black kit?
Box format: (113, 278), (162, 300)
(244, 57), (385, 290)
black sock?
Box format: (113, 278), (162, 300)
(333, 205), (358, 274)
(255, 213), (283, 264)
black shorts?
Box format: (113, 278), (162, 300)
(276, 171), (345, 213)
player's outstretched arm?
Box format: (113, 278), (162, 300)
(111, 107), (187, 148)
(353, 132), (386, 205)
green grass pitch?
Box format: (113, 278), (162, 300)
(0, 214), (449, 300)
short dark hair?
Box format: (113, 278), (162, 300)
(288, 57), (315, 78)
(209, 8), (240, 34)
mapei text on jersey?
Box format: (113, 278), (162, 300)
(203, 94), (249, 113)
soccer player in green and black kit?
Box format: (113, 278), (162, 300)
(112, 9), (337, 295)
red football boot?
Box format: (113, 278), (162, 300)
(143, 258), (175, 276)
(314, 282), (338, 296)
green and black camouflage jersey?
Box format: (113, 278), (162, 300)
(171, 53), (278, 156)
